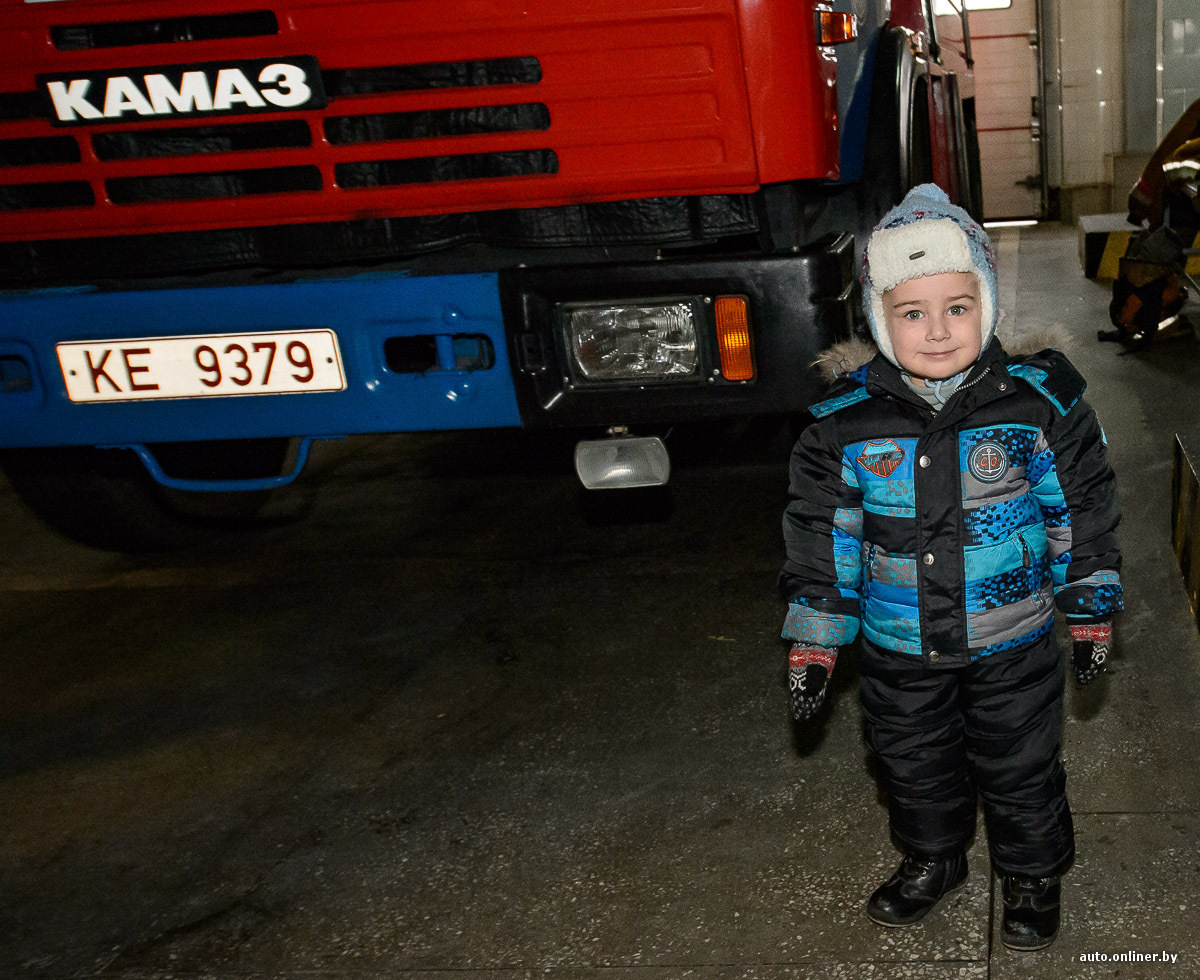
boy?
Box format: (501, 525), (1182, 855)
(780, 184), (1122, 951)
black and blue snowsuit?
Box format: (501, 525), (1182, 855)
(780, 339), (1123, 876)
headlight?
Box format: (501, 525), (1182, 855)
(561, 300), (699, 381)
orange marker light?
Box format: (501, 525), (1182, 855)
(816, 10), (858, 44)
(714, 296), (753, 381)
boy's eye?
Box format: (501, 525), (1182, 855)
(948, 305), (965, 315)
(903, 310), (923, 321)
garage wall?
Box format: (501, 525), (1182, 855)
(937, 0), (1192, 218)
(1041, 0), (1123, 188)
(946, 0), (1125, 218)
(1161, 0), (1200, 141)
(1046, 0), (1198, 215)
(1126, 0), (1199, 155)
(1126, 0), (1159, 154)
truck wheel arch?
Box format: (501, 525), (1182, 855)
(858, 26), (934, 226)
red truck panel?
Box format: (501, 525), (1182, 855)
(734, 0), (838, 184)
(0, 0), (836, 244)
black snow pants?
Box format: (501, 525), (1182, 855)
(858, 631), (1074, 878)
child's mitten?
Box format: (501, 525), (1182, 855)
(1069, 621), (1112, 686)
(789, 644), (838, 720)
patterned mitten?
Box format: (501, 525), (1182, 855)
(1069, 621), (1111, 686)
(788, 644), (838, 721)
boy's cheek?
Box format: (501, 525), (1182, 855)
(882, 315), (907, 342)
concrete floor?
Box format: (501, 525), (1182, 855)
(0, 224), (1196, 978)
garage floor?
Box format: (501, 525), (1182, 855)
(1, 224), (1196, 978)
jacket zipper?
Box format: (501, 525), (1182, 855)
(954, 365), (993, 395)
(906, 365), (995, 416)
(1017, 533), (1045, 608)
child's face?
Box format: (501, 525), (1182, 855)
(882, 271), (983, 382)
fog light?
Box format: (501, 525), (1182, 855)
(574, 435), (670, 489)
(562, 300), (698, 381)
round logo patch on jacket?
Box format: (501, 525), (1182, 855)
(968, 442), (1008, 482)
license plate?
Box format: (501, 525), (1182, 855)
(57, 329), (346, 403)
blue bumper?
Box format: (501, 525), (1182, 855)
(0, 270), (522, 449)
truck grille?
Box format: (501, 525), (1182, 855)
(0, 53), (557, 218)
(324, 103), (550, 145)
(106, 165), (323, 204)
(0, 136), (80, 167)
(93, 120), (312, 160)
(0, 0), (762, 257)
(0, 92), (42, 122)
(1, 181), (94, 211)
(51, 11), (279, 51)
(335, 149), (557, 189)
(324, 57), (542, 95)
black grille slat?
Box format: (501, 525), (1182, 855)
(107, 166), (321, 204)
(324, 57), (541, 97)
(52, 11), (278, 50)
(0, 181), (94, 211)
(337, 149), (557, 189)
(325, 103), (549, 146)
(0, 92), (44, 122)
(94, 120), (312, 161)
(0, 136), (81, 167)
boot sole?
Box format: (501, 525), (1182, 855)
(865, 876), (968, 928)
(1001, 927), (1059, 952)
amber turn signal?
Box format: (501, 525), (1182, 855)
(714, 296), (753, 381)
(816, 10), (858, 44)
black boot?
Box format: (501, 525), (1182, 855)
(1001, 875), (1061, 951)
(866, 851), (968, 926)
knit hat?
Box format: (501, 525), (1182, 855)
(863, 183), (998, 368)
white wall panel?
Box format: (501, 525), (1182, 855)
(1054, 0), (1126, 191)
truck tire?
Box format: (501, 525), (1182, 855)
(787, 27), (930, 271)
(959, 96), (985, 223)
(0, 439), (289, 552)
(856, 27), (932, 236)
(835, 26), (932, 337)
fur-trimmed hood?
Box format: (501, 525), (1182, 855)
(812, 320), (1072, 385)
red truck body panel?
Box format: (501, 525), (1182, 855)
(732, 0), (838, 185)
(0, 0), (838, 244)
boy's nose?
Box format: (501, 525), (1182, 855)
(926, 316), (951, 341)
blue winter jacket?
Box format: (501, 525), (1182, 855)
(780, 341), (1123, 666)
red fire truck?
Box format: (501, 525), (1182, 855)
(0, 0), (979, 548)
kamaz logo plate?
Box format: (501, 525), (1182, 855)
(38, 56), (326, 125)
